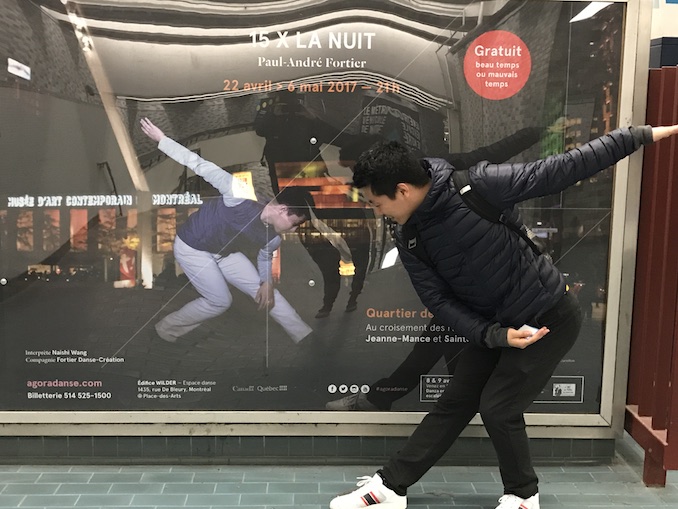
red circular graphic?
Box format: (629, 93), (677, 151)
(463, 30), (531, 100)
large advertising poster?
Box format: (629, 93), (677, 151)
(0, 0), (624, 414)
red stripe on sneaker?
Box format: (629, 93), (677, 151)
(361, 492), (381, 505)
(519, 504), (528, 509)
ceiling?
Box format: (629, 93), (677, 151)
(31, 0), (514, 100)
(35, 0), (487, 44)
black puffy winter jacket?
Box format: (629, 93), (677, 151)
(394, 125), (653, 348)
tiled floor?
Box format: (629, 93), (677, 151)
(0, 433), (676, 509)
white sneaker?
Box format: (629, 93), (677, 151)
(495, 493), (540, 509)
(329, 474), (406, 508)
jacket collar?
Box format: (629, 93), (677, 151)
(406, 158), (453, 224)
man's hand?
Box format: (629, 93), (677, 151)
(140, 117), (165, 143)
(507, 326), (550, 349)
(254, 281), (275, 310)
(652, 124), (678, 142)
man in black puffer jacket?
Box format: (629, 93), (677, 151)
(329, 123), (678, 509)
(325, 122), (564, 412)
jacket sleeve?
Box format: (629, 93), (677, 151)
(398, 243), (506, 348)
(469, 125), (653, 209)
(158, 137), (252, 206)
(257, 236), (281, 284)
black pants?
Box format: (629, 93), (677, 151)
(367, 318), (468, 410)
(306, 241), (342, 308)
(380, 292), (582, 499)
(304, 237), (370, 309)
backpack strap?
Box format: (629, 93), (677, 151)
(451, 168), (501, 223)
(451, 169), (544, 258)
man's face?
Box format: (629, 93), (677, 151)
(362, 185), (415, 225)
(267, 207), (306, 233)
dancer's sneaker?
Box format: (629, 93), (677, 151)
(495, 493), (540, 509)
(329, 474), (406, 509)
(325, 392), (379, 411)
(151, 324), (178, 343)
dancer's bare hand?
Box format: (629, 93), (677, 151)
(140, 117), (165, 142)
(255, 281), (275, 310)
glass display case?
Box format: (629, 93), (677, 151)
(0, 0), (650, 439)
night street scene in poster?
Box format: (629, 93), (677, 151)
(0, 0), (623, 413)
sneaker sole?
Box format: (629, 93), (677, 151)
(329, 501), (406, 509)
(329, 496), (406, 509)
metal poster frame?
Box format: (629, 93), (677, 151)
(0, 0), (650, 438)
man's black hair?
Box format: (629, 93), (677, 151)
(352, 140), (430, 198)
(276, 186), (313, 221)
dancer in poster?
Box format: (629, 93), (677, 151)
(329, 122), (678, 509)
(140, 117), (313, 344)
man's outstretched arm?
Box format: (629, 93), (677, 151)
(470, 123), (678, 210)
(140, 117), (250, 202)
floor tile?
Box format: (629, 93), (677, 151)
(0, 433), (676, 508)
